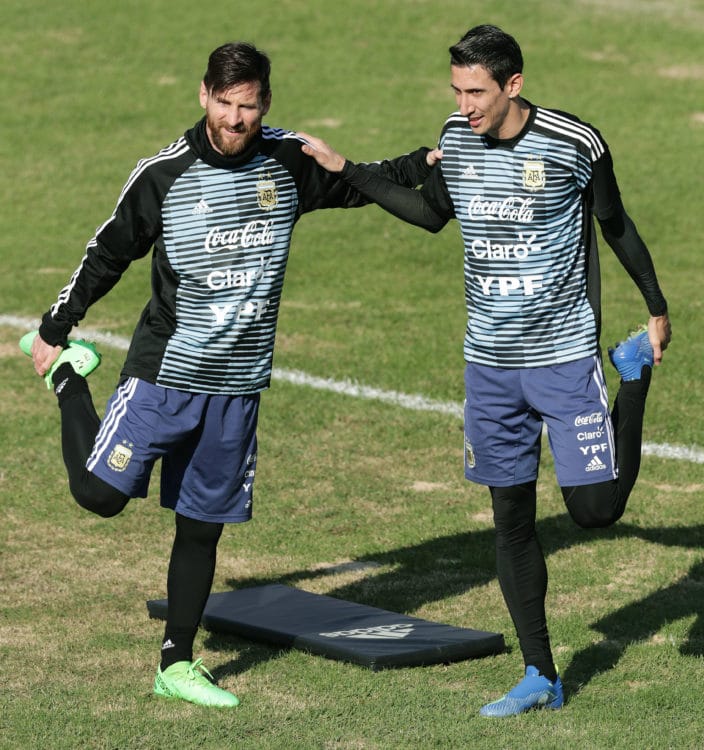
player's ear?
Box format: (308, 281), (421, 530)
(506, 73), (523, 99)
(199, 81), (209, 110)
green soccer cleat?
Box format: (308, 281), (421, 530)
(19, 330), (101, 389)
(154, 659), (240, 708)
(18, 330), (40, 357)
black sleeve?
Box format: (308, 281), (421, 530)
(592, 151), (668, 316)
(39, 165), (163, 346)
(339, 159), (450, 233)
(294, 146), (436, 213)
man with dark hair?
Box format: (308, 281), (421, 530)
(202, 41), (271, 101)
(299, 23), (671, 716)
(21, 41), (436, 708)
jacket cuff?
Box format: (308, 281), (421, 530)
(38, 310), (71, 347)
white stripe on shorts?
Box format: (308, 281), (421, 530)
(592, 355), (618, 480)
(86, 377), (140, 472)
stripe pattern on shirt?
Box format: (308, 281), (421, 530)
(157, 136), (299, 393)
(440, 106), (605, 368)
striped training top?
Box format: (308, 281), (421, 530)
(41, 118), (431, 394)
(429, 104), (609, 368)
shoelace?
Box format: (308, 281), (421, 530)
(187, 658), (215, 682)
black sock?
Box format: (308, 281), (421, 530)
(160, 514), (224, 671)
(611, 364), (652, 494)
(52, 362), (90, 406)
(491, 483), (558, 684)
(160, 626), (199, 670)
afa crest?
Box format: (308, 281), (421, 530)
(465, 437), (476, 469)
(256, 172), (278, 211)
(522, 156), (545, 192)
(108, 441), (133, 472)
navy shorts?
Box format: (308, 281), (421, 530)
(463, 356), (617, 487)
(87, 378), (260, 523)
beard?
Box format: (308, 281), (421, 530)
(206, 116), (261, 156)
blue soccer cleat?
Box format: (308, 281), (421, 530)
(608, 326), (654, 382)
(479, 665), (564, 717)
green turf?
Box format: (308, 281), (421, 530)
(2, 0), (703, 748)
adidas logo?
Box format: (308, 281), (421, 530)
(54, 377), (69, 394)
(319, 623), (414, 640)
(585, 455), (606, 472)
(192, 199), (213, 215)
(161, 638), (176, 651)
(461, 163), (480, 179)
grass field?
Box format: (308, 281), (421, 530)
(2, 0), (703, 748)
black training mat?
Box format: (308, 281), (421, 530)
(147, 583), (504, 670)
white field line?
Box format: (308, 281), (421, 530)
(4, 314), (703, 465)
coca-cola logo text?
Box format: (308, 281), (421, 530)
(468, 195), (535, 223)
(574, 413), (604, 427)
(205, 220), (274, 254)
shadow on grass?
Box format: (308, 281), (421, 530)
(561, 523), (704, 701)
(207, 516), (704, 696)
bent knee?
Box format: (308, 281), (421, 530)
(563, 482), (623, 529)
(70, 475), (130, 518)
(569, 506), (623, 529)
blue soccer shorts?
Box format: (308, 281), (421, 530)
(463, 355), (617, 487)
(86, 378), (260, 523)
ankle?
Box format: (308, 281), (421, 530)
(53, 363), (89, 405)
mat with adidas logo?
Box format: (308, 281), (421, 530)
(147, 583), (504, 670)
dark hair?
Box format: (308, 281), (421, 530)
(449, 24), (523, 88)
(203, 42), (271, 100)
